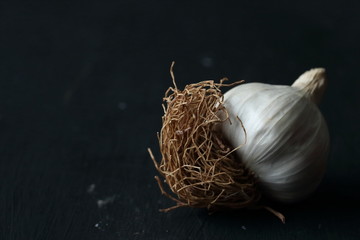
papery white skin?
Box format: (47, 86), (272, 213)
(221, 69), (330, 202)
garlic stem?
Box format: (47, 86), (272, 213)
(291, 68), (327, 105)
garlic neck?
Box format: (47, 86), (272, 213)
(291, 68), (327, 105)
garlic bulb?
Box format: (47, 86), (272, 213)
(221, 68), (330, 202)
(150, 65), (330, 218)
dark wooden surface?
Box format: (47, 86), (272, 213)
(1, 0), (360, 239)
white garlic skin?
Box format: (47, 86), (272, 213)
(221, 82), (329, 203)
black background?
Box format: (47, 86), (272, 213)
(1, 0), (360, 239)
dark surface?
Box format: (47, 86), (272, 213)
(1, 0), (360, 239)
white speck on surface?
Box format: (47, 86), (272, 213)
(241, 225), (246, 230)
(87, 184), (96, 194)
(94, 220), (110, 231)
(97, 196), (116, 208)
(318, 223), (322, 229)
(118, 102), (127, 110)
(201, 57), (214, 68)
(94, 213), (114, 232)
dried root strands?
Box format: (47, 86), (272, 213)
(148, 69), (261, 212)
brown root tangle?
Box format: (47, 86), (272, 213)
(149, 62), (261, 212)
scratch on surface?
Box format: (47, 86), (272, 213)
(97, 196), (116, 208)
(87, 184), (96, 194)
(194, 211), (207, 239)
